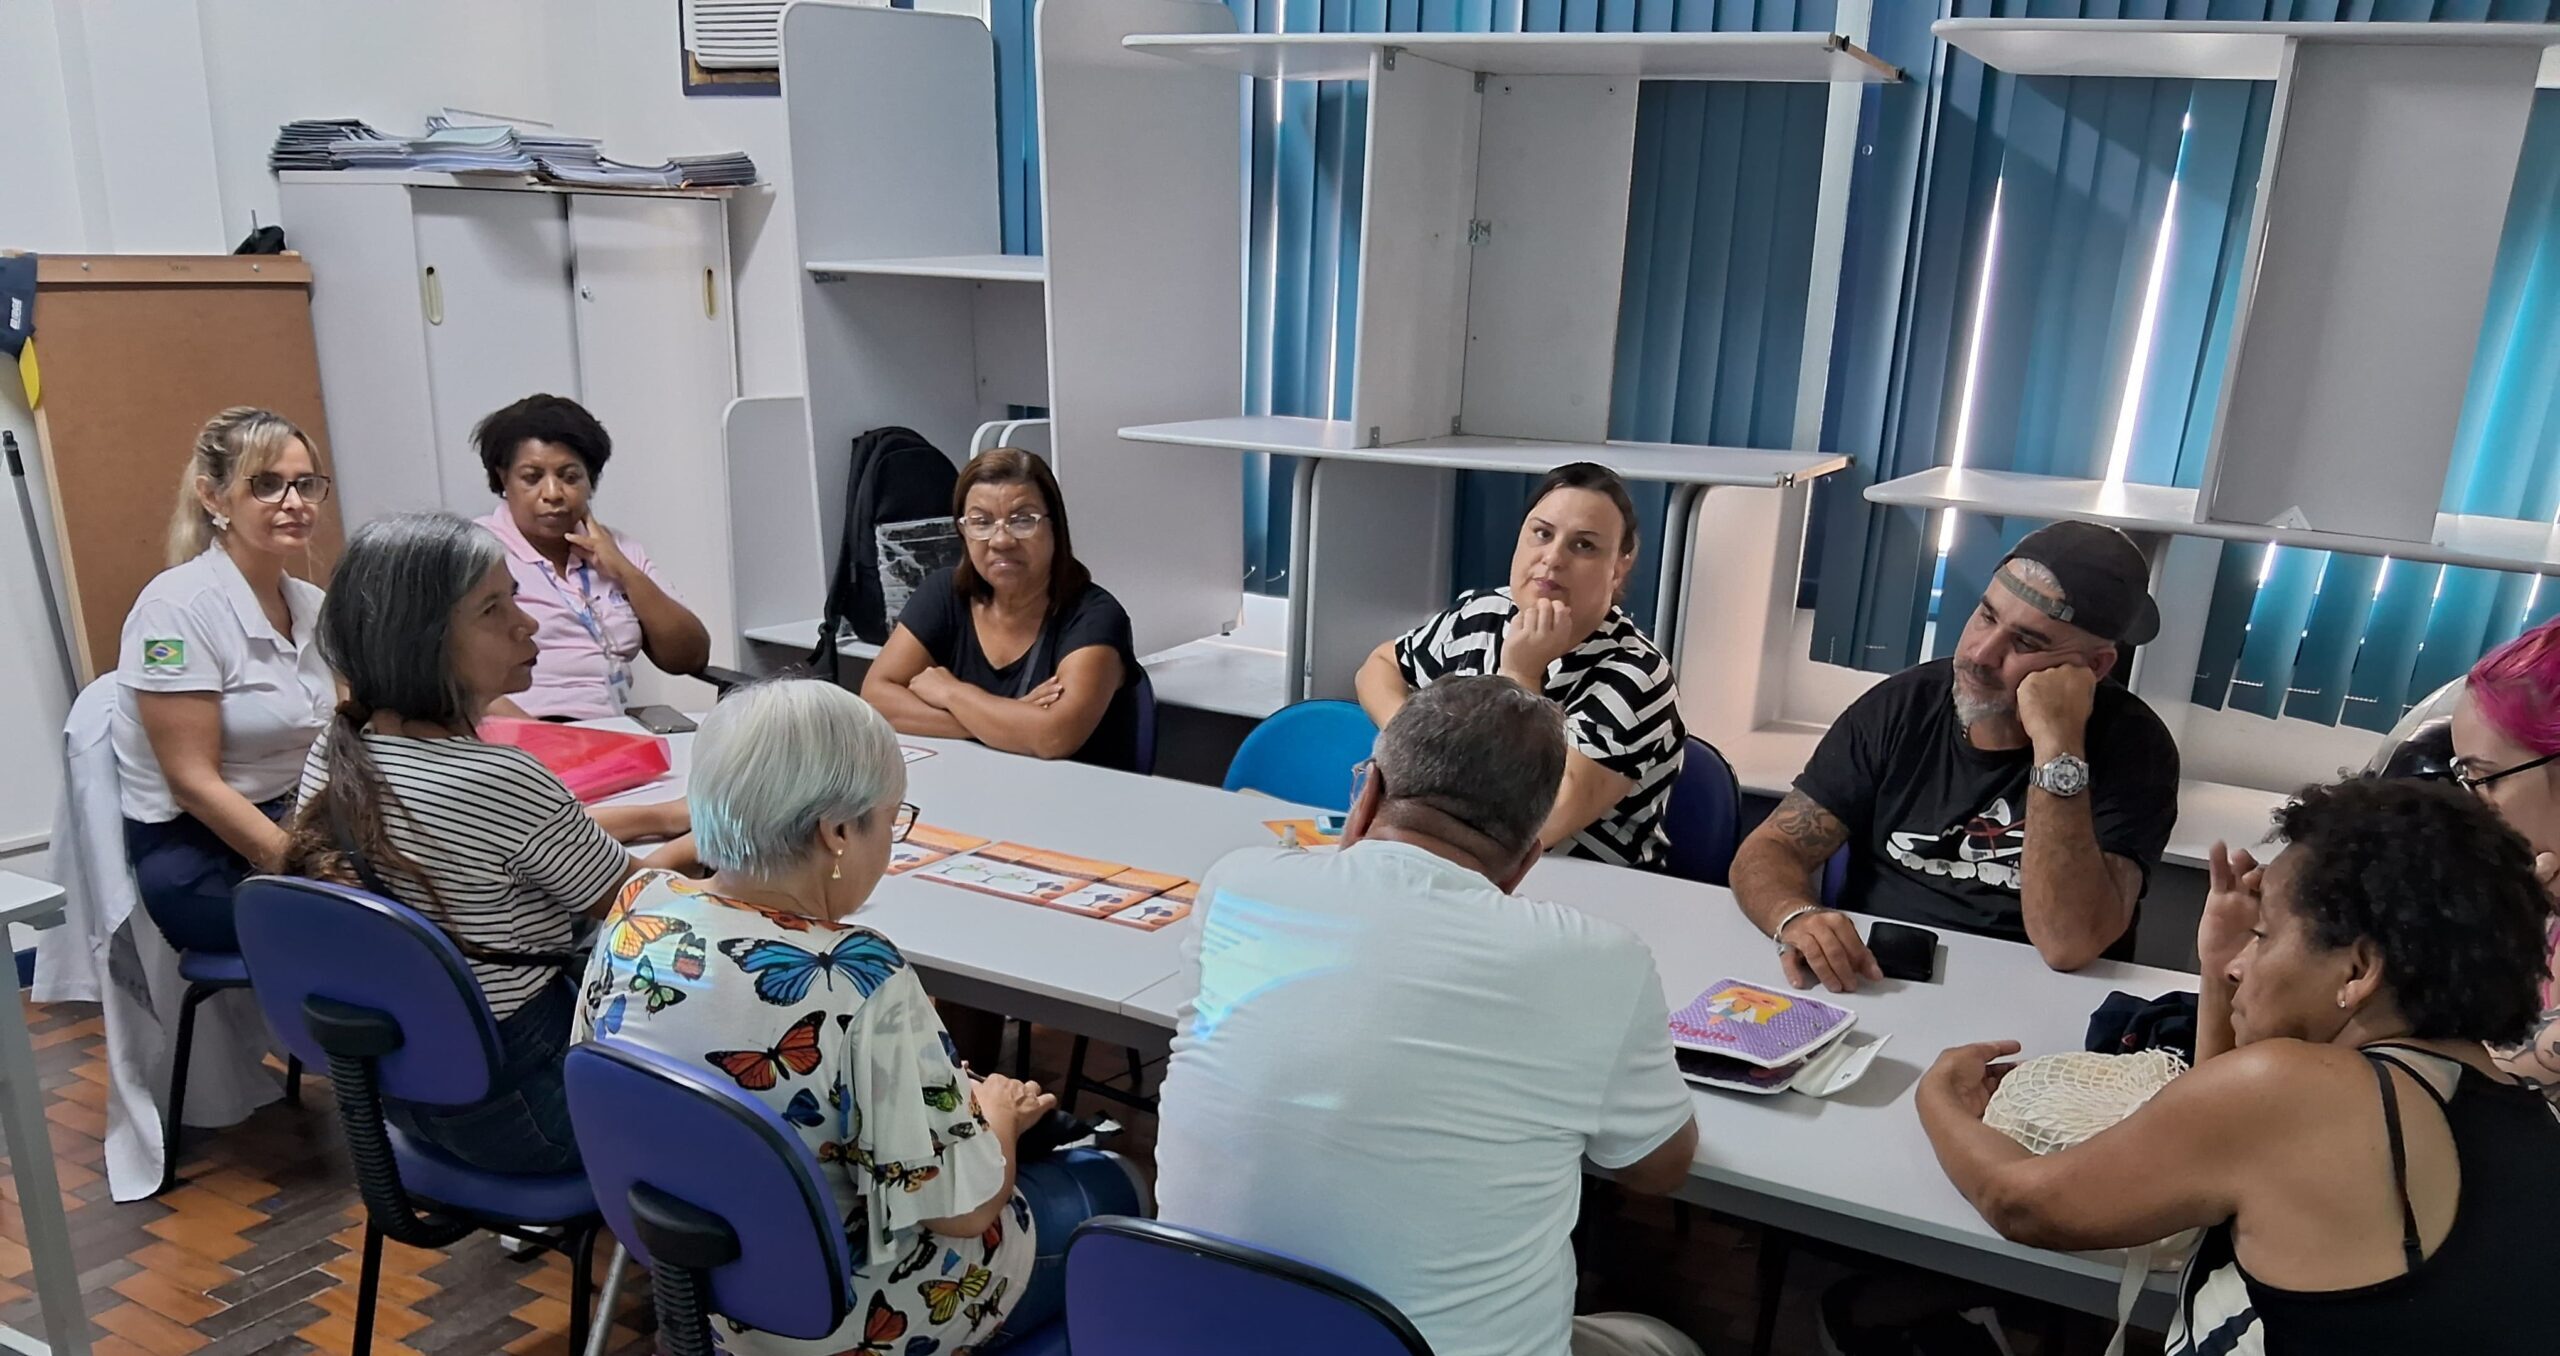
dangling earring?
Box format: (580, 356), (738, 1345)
(830, 848), (843, 881)
(210, 512), (231, 533)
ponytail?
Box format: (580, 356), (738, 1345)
(283, 703), (447, 916)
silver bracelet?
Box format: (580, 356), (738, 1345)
(1770, 904), (1826, 954)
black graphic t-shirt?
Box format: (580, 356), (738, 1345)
(1794, 658), (2179, 945)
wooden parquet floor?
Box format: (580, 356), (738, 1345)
(0, 996), (2138, 1355)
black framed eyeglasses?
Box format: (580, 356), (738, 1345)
(2454, 751), (2560, 795)
(248, 472), (333, 504)
(891, 802), (920, 842)
(958, 511), (1048, 542)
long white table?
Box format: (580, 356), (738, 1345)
(601, 723), (2194, 1323)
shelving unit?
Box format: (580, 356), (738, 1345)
(1933, 18), (2560, 86)
(1116, 25), (1894, 705)
(1929, 18), (2560, 549)
(1866, 466), (2560, 576)
(802, 255), (1047, 283)
(1122, 30), (1897, 81)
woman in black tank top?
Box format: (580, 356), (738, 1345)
(1916, 778), (2559, 1354)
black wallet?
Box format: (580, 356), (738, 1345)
(1868, 920), (1939, 982)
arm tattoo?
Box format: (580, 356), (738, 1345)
(1768, 790), (1849, 863)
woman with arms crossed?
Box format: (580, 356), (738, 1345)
(863, 448), (1144, 771)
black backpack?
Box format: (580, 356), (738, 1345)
(811, 426), (962, 675)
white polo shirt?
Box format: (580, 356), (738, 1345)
(1153, 843), (1696, 1356)
(112, 547), (333, 824)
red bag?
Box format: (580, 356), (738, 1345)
(480, 719), (673, 803)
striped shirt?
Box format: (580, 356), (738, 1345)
(296, 730), (632, 1017)
(1393, 588), (1684, 868)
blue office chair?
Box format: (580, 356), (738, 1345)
(1821, 846), (1849, 907)
(233, 877), (605, 1356)
(1661, 736), (1744, 886)
(1222, 700), (1378, 812)
(1132, 668), (1160, 777)
(1066, 1216), (1431, 1355)
(565, 1040), (1068, 1356)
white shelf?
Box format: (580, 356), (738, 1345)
(1122, 415), (1845, 488)
(742, 619), (880, 662)
(1933, 18), (2560, 87)
(275, 169), (742, 198)
(1868, 466), (2560, 576)
(802, 254), (1046, 283)
(1139, 635), (1290, 720)
(1122, 30), (1900, 82)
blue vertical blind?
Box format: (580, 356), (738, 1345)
(1813, 0), (2560, 736)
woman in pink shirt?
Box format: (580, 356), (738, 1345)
(472, 394), (711, 722)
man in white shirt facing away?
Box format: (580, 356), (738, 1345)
(1153, 675), (1703, 1356)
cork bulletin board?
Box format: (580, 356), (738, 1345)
(26, 254), (343, 680)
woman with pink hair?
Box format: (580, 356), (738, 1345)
(2449, 617), (2560, 1100)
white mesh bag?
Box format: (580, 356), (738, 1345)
(1982, 1049), (2195, 1356)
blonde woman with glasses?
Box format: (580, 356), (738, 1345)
(113, 407), (336, 955)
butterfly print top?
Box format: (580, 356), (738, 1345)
(572, 871), (1033, 1355)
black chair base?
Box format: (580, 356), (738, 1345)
(351, 1214), (602, 1356)
(160, 974), (307, 1197)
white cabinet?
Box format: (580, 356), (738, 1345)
(281, 173), (741, 706)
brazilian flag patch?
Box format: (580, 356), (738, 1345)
(142, 638), (186, 671)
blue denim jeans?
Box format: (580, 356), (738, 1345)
(384, 978), (582, 1175)
(993, 1147), (1146, 1344)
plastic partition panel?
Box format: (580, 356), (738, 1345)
(1039, 0), (1246, 657)
(781, 3), (1000, 262)
(1458, 76), (1639, 444)
(1301, 460), (1454, 701)
(1349, 52), (1480, 448)
(2198, 40), (2540, 541)
(1674, 483), (1811, 744)
(725, 396), (821, 634)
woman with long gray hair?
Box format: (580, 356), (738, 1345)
(282, 512), (690, 1173)
(572, 679), (1143, 1352)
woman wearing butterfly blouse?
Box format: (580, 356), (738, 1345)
(573, 680), (1144, 1354)
(284, 514), (695, 1176)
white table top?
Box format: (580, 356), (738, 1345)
(1125, 852), (2198, 1298)
(597, 719), (2197, 1308)
(592, 726), (1266, 1017)
(0, 873), (68, 928)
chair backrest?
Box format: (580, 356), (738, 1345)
(233, 875), (503, 1107)
(1660, 736), (1742, 886)
(1132, 667), (1159, 776)
(1067, 1217), (1433, 1356)
(1820, 845), (1849, 908)
(1221, 700), (1378, 812)
(563, 1040), (852, 1341)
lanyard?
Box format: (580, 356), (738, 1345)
(540, 559), (632, 709)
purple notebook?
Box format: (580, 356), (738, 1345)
(1667, 979), (1854, 1069)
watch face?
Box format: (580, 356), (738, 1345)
(2039, 756), (2090, 797)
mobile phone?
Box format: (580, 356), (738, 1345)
(1867, 920), (1940, 983)
(627, 705), (698, 735)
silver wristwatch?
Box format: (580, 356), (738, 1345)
(2032, 752), (2091, 798)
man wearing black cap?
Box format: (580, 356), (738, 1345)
(1730, 520), (2180, 990)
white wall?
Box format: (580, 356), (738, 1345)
(0, 0), (819, 869)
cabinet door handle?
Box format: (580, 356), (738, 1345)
(703, 268), (717, 319)
(422, 266), (443, 325)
